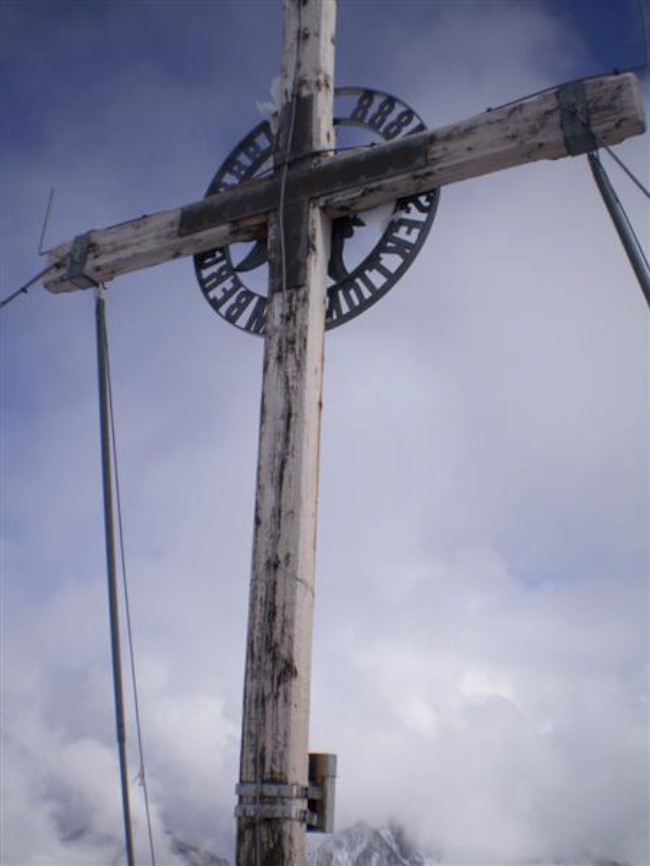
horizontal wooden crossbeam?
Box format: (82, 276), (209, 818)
(44, 72), (645, 293)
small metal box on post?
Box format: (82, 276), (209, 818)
(307, 753), (337, 834)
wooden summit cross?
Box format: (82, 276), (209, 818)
(42, 2), (645, 864)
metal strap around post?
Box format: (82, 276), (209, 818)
(235, 782), (309, 822)
(67, 232), (98, 289)
(559, 82), (597, 156)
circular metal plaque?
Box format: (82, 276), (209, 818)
(194, 88), (440, 335)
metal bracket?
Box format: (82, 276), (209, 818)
(65, 232), (98, 289)
(235, 781), (309, 822)
(236, 782), (308, 799)
(235, 803), (308, 821)
(558, 82), (597, 156)
(269, 199), (309, 291)
(278, 93), (315, 161)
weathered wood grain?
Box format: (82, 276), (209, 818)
(43, 201), (268, 292)
(236, 2), (336, 865)
(44, 72), (644, 294)
(321, 72), (646, 215)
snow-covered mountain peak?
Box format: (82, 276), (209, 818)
(308, 820), (428, 866)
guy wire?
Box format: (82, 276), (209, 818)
(588, 152), (650, 305)
(490, 0), (649, 116)
(599, 143), (649, 199)
(573, 105), (649, 199)
(0, 260), (61, 311)
(94, 286), (136, 866)
(102, 286), (157, 866)
(38, 188), (55, 255)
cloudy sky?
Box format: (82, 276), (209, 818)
(1, 1), (648, 864)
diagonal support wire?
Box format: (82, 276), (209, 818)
(94, 286), (158, 866)
(588, 152), (650, 308)
(601, 144), (650, 199)
(0, 261), (60, 310)
(104, 296), (158, 866)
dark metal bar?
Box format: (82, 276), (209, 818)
(558, 82), (596, 155)
(588, 152), (650, 308)
(95, 290), (136, 866)
(38, 187), (56, 255)
(0, 261), (60, 310)
(177, 134), (426, 238)
(66, 232), (98, 290)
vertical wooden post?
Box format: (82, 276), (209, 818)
(236, 2), (336, 865)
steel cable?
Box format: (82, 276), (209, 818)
(97, 286), (157, 865)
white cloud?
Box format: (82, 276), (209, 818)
(2, 1), (648, 863)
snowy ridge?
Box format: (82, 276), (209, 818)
(171, 835), (229, 866)
(306, 822), (632, 866)
(55, 820), (633, 865)
(308, 821), (430, 866)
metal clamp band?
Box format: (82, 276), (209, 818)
(558, 82), (597, 156)
(235, 781), (310, 822)
(236, 782), (308, 800)
(235, 803), (308, 821)
(65, 232), (98, 290)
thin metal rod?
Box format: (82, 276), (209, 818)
(105, 325), (157, 866)
(38, 187), (56, 254)
(95, 289), (136, 866)
(601, 143), (650, 199)
(588, 152), (650, 308)
(0, 260), (60, 310)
